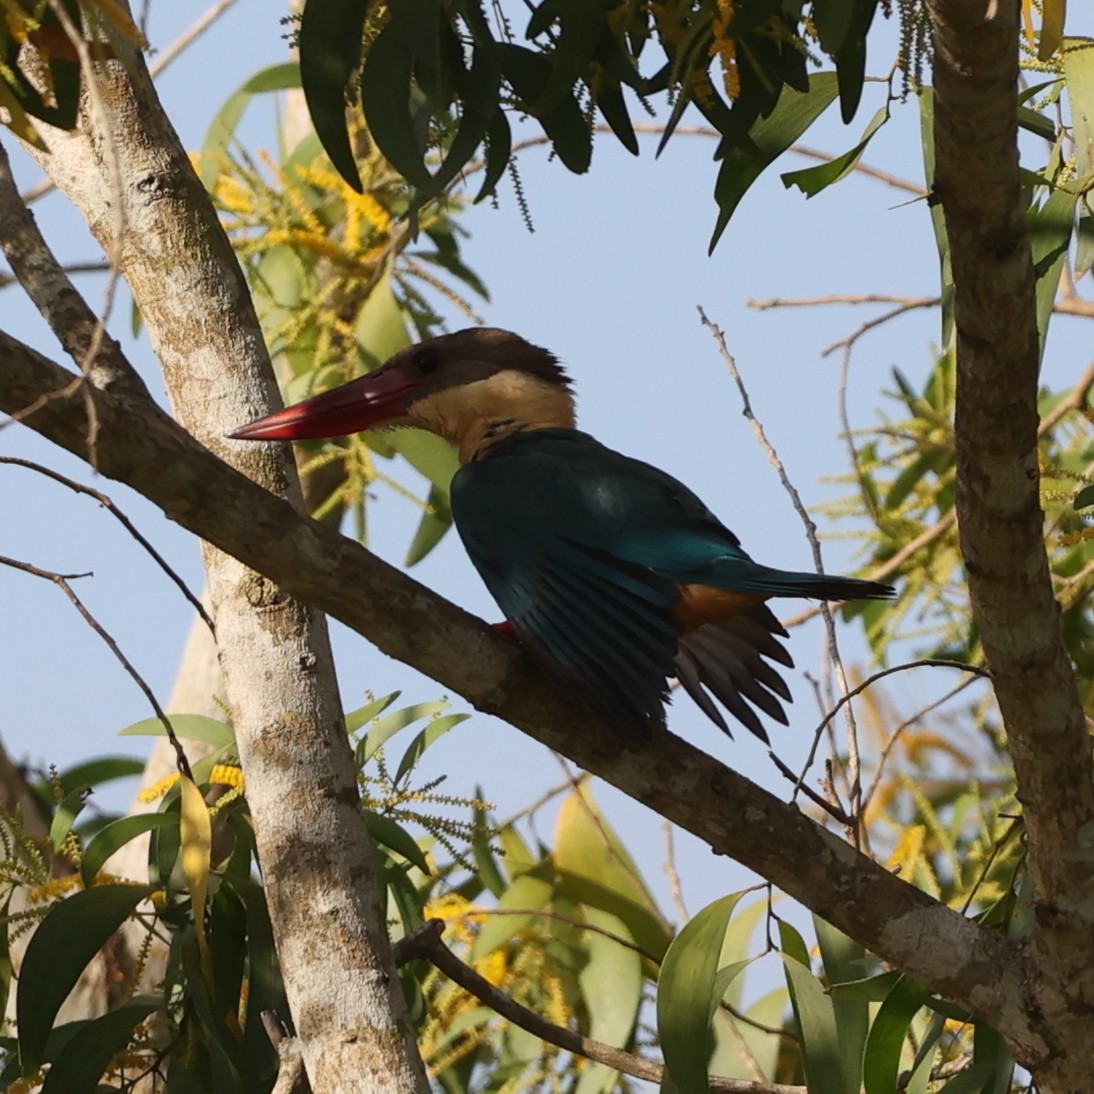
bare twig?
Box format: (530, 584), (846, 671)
(393, 920), (804, 1094)
(697, 308), (863, 840)
(662, 820), (689, 923)
(0, 555), (193, 779)
(810, 659), (989, 745)
(0, 457), (213, 632)
(767, 751), (853, 826)
(148, 0), (242, 78)
(860, 674), (981, 817)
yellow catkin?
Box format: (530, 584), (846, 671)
(886, 824), (926, 883)
(710, 0), (740, 101)
(210, 763), (244, 789)
(137, 773), (180, 803)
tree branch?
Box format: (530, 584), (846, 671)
(393, 920), (802, 1094)
(0, 328), (1029, 1043)
(927, 0), (1094, 1078)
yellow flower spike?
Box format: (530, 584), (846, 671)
(137, 773), (180, 803)
(210, 763), (244, 790)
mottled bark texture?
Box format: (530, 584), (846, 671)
(928, 1), (1094, 1088)
(5, 37), (429, 1094)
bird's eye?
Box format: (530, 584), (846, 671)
(415, 349), (440, 375)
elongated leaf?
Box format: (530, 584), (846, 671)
(394, 712), (469, 782)
(471, 866), (555, 960)
(49, 785), (88, 851)
(81, 811), (179, 888)
(361, 21), (433, 189)
(781, 104), (888, 197)
(1029, 181), (1078, 358)
(405, 483), (454, 565)
(779, 921), (847, 1094)
(576, 907), (642, 1094)
(711, 72), (839, 250)
(53, 755), (145, 793)
(814, 916), (869, 1092)
(299, 0), (368, 190)
(554, 788), (671, 963)
(18, 885), (150, 1073)
(39, 1000), (159, 1094)
(862, 976), (927, 1094)
(1064, 37), (1094, 178)
(357, 699), (451, 764)
(345, 691), (400, 734)
(1074, 483), (1094, 510)
(365, 810), (430, 874)
(657, 892), (746, 1094)
(119, 714), (233, 748)
(1039, 0), (1066, 60)
(201, 63), (301, 186)
(834, 0), (876, 123)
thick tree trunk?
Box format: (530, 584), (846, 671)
(927, 2), (1094, 1089)
(5, 37), (430, 1094)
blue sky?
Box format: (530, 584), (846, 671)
(2, 2), (1091, 942)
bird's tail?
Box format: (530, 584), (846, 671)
(716, 561), (894, 603)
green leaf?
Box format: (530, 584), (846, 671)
(1075, 209), (1094, 277)
(471, 867), (555, 960)
(814, 916), (869, 1092)
(49, 785), (88, 852)
(596, 80), (639, 156)
(833, 0), (877, 123)
(39, 1000), (159, 1094)
(356, 699), (451, 765)
(81, 812), (180, 889)
(17, 885), (151, 1073)
(575, 907), (642, 1094)
(779, 921), (847, 1094)
(345, 691), (400, 734)
(361, 21), (433, 190)
(1065, 38), (1094, 179)
(201, 63), (302, 187)
(471, 798), (507, 899)
(497, 43), (592, 174)
(553, 788), (671, 964)
(710, 72), (839, 251)
(118, 714), (234, 748)
(657, 892), (747, 1094)
(52, 756), (145, 794)
(781, 104), (888, 197)
(1074, 483), (1094, 510)
(299, 0), (368, 190)
(365, 811), (430, 873)
(394, 712), (469, 783)
(405, 483), (454, 566)
(862, 977), (928, 1094)
(1029, 181), (1078, 359)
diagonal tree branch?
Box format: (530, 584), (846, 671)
(0, 327), (1032, 1050)
(927, 0), (1094, 1081)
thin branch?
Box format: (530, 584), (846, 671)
(0, 554), (193, 780)
(393, 920), (804, 1094)
(767, 751), (853, 827)
(0, 138), (145, 401)
(810, 659), (990, 745)
(697, 308), (863, 839)
(0, 457), (213, 632)
(860, 674), (981, 817)
(662, 819), (689, 923)
(147, 0), (242, 78)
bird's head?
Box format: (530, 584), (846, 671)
(229, 328), (574, 461)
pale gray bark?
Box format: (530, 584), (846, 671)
(5, 33), (429, 1094)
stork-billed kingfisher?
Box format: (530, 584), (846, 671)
(231, 328), (893, 740)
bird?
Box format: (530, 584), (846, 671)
(230, 328), (894, 741)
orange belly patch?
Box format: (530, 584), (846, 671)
(674, 584), (766, 631)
